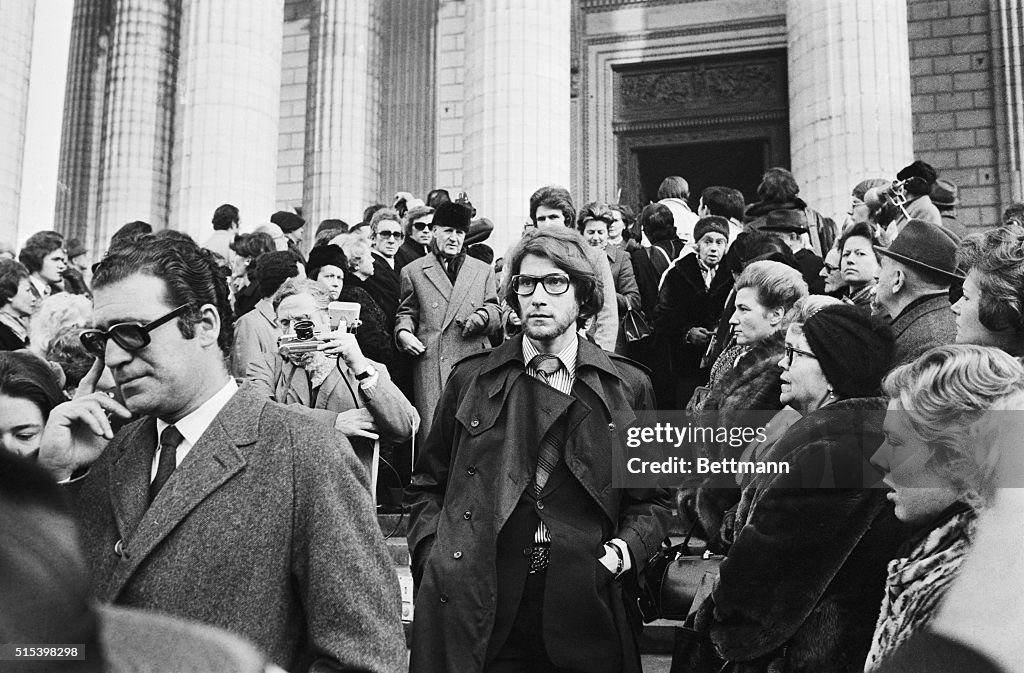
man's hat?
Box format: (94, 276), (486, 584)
(931, 179), (959, 207)
(760, 209), (808, 234)
(432, 201), (472, 232)
(874, 219), (964, 280)
(65, 238), (87, 259)
(271, 210), (306, 233)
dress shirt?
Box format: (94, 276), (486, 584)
(151, 378), (238, 482)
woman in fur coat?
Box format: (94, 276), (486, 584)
(681, 305), (911, 673)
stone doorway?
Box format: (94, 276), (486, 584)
(613, 50), (790, 211)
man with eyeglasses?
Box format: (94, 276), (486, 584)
(395, 201), (501, 446)
(395, 204), (435, 274)
(36, 233), (406, 673)
(406, 226), (672, 673)
(364, 208), (404, 327)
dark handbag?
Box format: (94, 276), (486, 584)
(636, 522), (724, 623)
(622, 299), (653, 342)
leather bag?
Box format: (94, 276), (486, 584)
(621, 299), (653, 343)
(636, 523), (725, 623)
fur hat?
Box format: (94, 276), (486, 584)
(693, 216), (730, 244)
(802, 305), (894, 400)
(271, 210), (306, 233)
(433, 201), (472, 232)
(306, 244), (346, 278)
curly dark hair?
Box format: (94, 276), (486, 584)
(211, 204), (239, 231)
(529, 185), (576, 227)
(0, 351), (65, 419)
(91, 232), (234, 355)
(502, 227), (602, 322)
(0, 259), (30, 308)
(18, 231), (64, 274)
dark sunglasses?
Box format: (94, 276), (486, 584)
(376, 230), (404, 239)
(510, 273), (571, 296)
(411, 222), (431, 231)
(783, 344), (817, 367)
(80, 304), (190, 357)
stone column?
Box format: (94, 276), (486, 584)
(787, 0), (914, 223)
(94, 0), (181, 246)
(997, 0), (1024, 205)
(303, 0), (382, 230)
(170, 0), (284, 241)
(55, 0), (115, 247)
(463, 0), (571, 257)
(0, 0), (36, 239)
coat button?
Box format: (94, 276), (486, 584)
(522, 547), (532, 557)
(453, 551), (463, 559)
(467, 466), (476, 475)
(470, 419), (479, 428)
(432, 302), (439, 308)
(113, 539), (128, 559)
(608, 422), (616, 431)
(536, 500), (545, 510)
(439, 593), (449, 603)
(463, 511), (472, 520)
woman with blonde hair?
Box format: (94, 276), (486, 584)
(865, 345), (1024, 670)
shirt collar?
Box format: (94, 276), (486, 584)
(522, 334), (579, 379)
(29, 275), (51, 298)
(156, 378), (238, 448)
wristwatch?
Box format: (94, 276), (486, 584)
(354, 365), (376, 381)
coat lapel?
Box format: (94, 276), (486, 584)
(422, 257), (453, 298)
(103, 387), (261, 601)
(108, 417), (158, 543)
(443, 260), (480, 330)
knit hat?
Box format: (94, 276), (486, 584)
(802, 305), (894, 399)
(693, 216), (730, 244)
(306, 244), (347, 279)
(433, 201), (472, 232)
(271, 210), (306, 233)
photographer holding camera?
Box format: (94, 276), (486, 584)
(246, 278), (417, 449)
(867, 160), (943, 242)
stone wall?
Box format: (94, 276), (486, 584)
(908, 0), (1000, 228)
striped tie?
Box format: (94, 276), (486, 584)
(529, 354), (564, 495)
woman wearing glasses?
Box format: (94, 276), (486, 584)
(682, 304), (908, 673)
(0, 350), (65, 459)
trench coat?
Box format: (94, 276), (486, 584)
(405, 335), (673, 673)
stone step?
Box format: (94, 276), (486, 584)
(377, 512), (409, 538)
(386, 537), (410, 566)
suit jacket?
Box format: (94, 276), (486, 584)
(363, 253), (402, 332)
(395, 253), (502, 443)
(230, 297), (278, 379)
(405, 335), (672, 673)
(71, 383), (406, 673)
(246, 353), (417, 447)
(889, 292), (957, 366)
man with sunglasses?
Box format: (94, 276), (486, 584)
(406, 226), (672, 673)
(395, 204), (435, 274)
(36, 233), (405, 673)
(364, 208), (404, 327)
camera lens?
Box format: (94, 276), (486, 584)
(294, 320), (315, 341)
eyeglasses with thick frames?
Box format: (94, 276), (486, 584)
(510, 273), (571, 296)
(80, 304), (190, 357)
(783, 344), (817, 367)
(376, 230), (404, 239)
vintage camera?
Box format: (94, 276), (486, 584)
(277, 302), (361, 357)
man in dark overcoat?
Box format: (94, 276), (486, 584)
(406, 227), (672, 673)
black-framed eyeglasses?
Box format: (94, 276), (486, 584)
(510, 273), (571, 296)
(376, 230), (404, 239)
(784, 344), (817, 367)
(80, 304), (190, 357)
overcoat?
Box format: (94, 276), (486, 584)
(406, 335), (673, 673)
(70, 383), (406, 673)
(395, 253), (502, 442)
(888, 292), (957, 367)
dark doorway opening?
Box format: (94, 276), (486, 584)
(636, 139), (769, 210)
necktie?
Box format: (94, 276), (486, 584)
(529, 354), (564, 495)
(150, 425), (184, 503)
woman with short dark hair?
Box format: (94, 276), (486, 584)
(0, 259), (37, 350)
(0, 350), (65, 458)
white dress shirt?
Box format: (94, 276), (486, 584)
(151, 378), (238, 482)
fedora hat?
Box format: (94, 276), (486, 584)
(874, 219), (964, 280)
(760, 209), (808, 233)
(931, 178), (959, 207)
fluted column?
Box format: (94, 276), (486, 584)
(997, 0), (1024, 204)
(303, 0), (382, 229)
(94, 0), (180, 246)
(170, 0), (284, 241)
(787, 0), (913, 222)
(0, 0), (36, 238)
(463, 0), (571, 258)
(55, 0), (115, 248)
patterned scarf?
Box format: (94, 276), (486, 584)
(864, 505), (975, 671)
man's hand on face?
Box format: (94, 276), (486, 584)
(318, 332), (370, 373)
(38, 357), (132, 481)
(460, 310), (488, 338)
(334, 407), (379, 440)
(397, 330), (426, 356)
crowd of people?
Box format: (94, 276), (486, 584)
(2, 163), (1024, 673)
